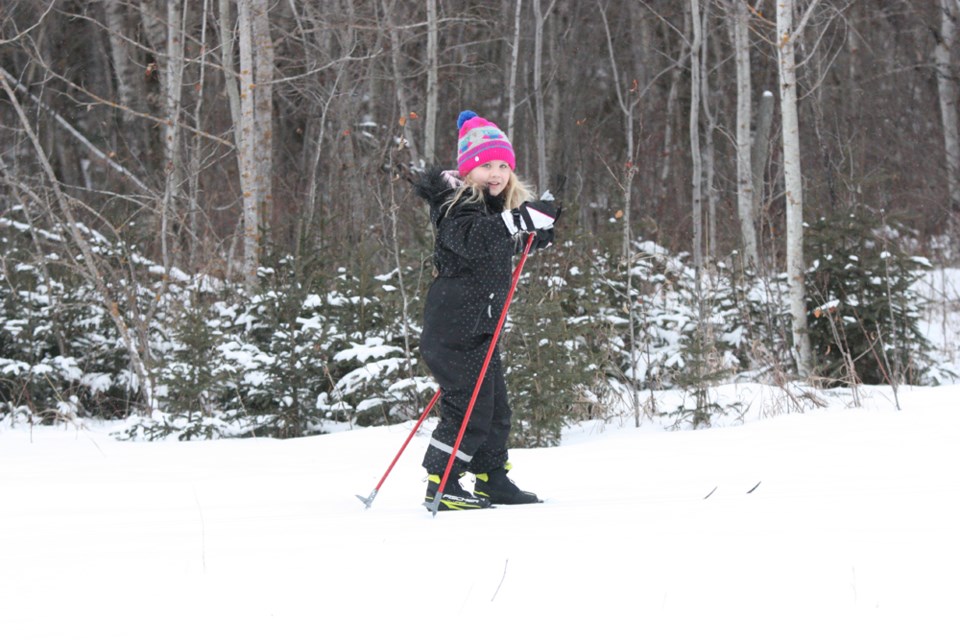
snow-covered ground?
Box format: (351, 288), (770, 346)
(2, 265), (959, 639)
(2, 381), (959, 639)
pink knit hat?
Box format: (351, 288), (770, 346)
(456, 110), (516, 176)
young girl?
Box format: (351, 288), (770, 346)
(413, 110), (559, 511)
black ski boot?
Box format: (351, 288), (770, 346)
(424, 474), (492, 511)
(474, 464), (541, 505)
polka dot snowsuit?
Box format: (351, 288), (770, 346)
(415, 168), (520, 477)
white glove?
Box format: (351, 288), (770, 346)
(500, 200), (560, 235)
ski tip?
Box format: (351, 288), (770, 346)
(703, 486), (718, 499)
(746, 481), (762, 494)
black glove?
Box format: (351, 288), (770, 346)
(519, 227), (554, 256)
(501, 200), (562, 235)
(531, 226), (554, 252)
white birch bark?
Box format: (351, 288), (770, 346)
(700, 0), (717, 261)
(776, 0), (814, 378)
(251, 0), (274, 238)
(103, 0), (138, 123)
(936, 0), (960, 214)
(689, 0), (703, 269)
(730, 0), (760, 268)
(160, 0), (185, 274)
(238, 0), (260, 288)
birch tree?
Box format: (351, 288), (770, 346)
(159, 0), (186, 275)
(776, 0), (814, 378)
(690, 0), (704, 269)
(729, 0), (760, 268)
(228, 0), (275, 289)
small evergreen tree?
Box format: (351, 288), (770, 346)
(806, 208), (931, 385)
(153, 292), (234, 440)
(504, 243), (608, 446)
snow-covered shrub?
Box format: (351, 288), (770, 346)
(0, 213), (138, 421)
(806, 208), (932, 385)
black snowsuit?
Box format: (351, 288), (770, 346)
(415, 168), (520, 476)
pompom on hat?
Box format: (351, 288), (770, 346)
(456, 110), (516, 176)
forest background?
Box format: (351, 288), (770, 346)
(1, 1), (958, 443)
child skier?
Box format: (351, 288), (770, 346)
(413, 110), (560, 511)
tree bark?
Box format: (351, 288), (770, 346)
(700, 0), (718, 261)
(690, 0), (703, 269)
(532, 0), (551, 191)
(752, 89), (775, 231)
(730, 0), (760, 268)
(936, 0), (960, 216)
(506, 0), (523, 141)
(238, 0), (260, 288)
(160, 0), (186, 275)
(381, 0), (420, 166)
(777, 0), (814, 378)
(424, 0), (439, 164)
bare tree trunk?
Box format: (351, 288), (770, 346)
(251, 0), (274, 239)
(777, 0), (814, 378)
(656, 8), (691, 216)
(690, 0), (703, 269)
(700, 0), (718, 261)
(102, 0), (140, 141)
(424, 0), (438, 164)
(506, 0), (523, 141)
(160, 0), (186, 276)
(224, 0), (275, 289)
(532, 0), (552, 191)
(382, 0), (420, 165)
(238, 0), (259, 288)
(936, 0), (960, 217)
(187, 0), (211, 269)
(752, 89), (775, 236)
(730, 0), (760, 268)
(217, 0), (243, 151)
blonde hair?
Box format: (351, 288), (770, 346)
(444, 172), (534, 215)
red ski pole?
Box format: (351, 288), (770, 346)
(356, 388), (441, 509)
(426, 232), (538, 516)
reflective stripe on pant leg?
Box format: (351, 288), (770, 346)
(427, 437), (473, 464)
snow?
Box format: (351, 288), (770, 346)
(2, 384), (959, 639)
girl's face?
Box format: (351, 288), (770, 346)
(466, 161), (513, 197)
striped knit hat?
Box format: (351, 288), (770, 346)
(456, 110), (516, 176)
